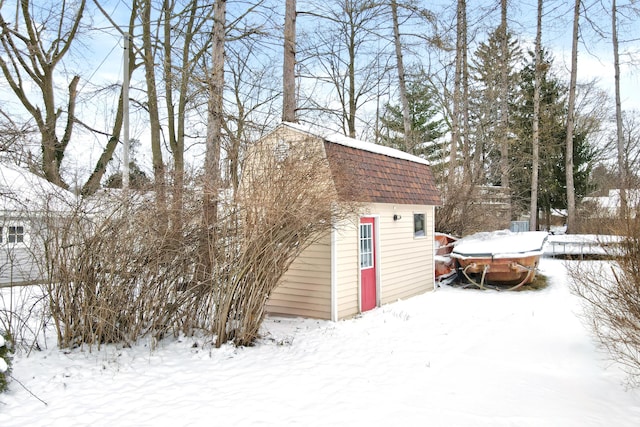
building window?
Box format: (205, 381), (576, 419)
(8, 226), (24, 243)
(414, 213), (425, 238)
(360, 223), (373, 269)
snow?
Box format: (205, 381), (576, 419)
(452, 230), (549, 259)
(1, 258), (640, 426)
(281, 121), (431, 165)
(0, 162), (75, 213)
(544, 234), (624, 257)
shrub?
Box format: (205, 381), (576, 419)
(0, 332), (13, 393)
(568, 219), (640, 387)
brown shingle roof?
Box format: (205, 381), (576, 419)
(323, 140), (442, 206)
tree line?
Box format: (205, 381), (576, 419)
(1, 0), (638, 234)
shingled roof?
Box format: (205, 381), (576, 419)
(322, 139), (442, 206)
(279, 122), (441, 206)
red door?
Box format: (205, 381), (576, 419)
(359, 217), (377, 311)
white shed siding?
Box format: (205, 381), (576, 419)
(334, 219), (359, 319)
(267, 234), (332, 319)
(373, 203), (435, 305)
(268, 203), (436, 320)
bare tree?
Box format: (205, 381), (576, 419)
(283, 0), (297, 123)
(0, 0), (86, 188)
(565, 0), (581, 234)
(224, 39), (280, 192)
(569, 221), (640, 387)
(612, 0), (627, 219)
(390, 0), (412, 152)
(447, 0), (466, 191)
(299, 0), (387, 137)
(140, 0), (168, 215)
(498, 0), (511, 218)
(530, 0), (543, 231)
(203, 0), (225, 229)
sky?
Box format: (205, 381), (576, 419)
(1, 0), (639, 183)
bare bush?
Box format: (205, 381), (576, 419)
(568, 217), (640, 387)
(0, 286), (48, 354)
(39, 134), (359, 350)
(210, 135), (360, 347)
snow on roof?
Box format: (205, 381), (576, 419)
(282, 122), (431, 166)
(451, 230), (549, 259)
(583, 189), (640, 215)
(0, 162), (75, 213)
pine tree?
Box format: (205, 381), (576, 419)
(512, 49), (595, 229)
(468, 27), (522, 186)
(379, 75), (446, 167)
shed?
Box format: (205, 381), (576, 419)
(256, 123), (441, 321)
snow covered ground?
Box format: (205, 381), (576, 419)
(1, 257), (640, 426)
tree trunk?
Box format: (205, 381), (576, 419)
(141, 0), (167, 215)
(460, 0), (471, 184)
(612, 0), (628, 220)
(530, 0), (542, 231)
(498, 0), (511, 218)
(282, 0), (297, 123)
(204, 0), (226, 228)
(447, 0), (465, 191)
(347, 21), (357, 138)
(0, 0), (86, 189)
(565, 0), (580, 234)
(390, 0), (412, 153)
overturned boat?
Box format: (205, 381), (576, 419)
(450, 230), (548, 290)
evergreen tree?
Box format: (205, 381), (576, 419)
(105, 162), (152, 190)
(379, 74), (447, 166)
(512, 49), (596, 228)
(468, 27), (522, 186)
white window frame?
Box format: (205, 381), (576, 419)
(359, 222), (374, 269)
(4, 224), (26, 245)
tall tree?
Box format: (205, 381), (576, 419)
(141, 0), (167, 213)
(283, 0), (297, 123)
(530, 0), (543, 231)
(565, 0), (581, 233)
(0, 0), (86, 188)
(447, 0), (467, 190)
(612, 0), (627, 219)
(469, 26), (521, 186)
(300, 0), (386, 137)
(513, 49), (567, 227)
(204, 0), (226, 227)
(162, 0), (213, 220)
(390, 0), (412, 152)
(514, 49), (597, 231)
(498, 0), (511, 217)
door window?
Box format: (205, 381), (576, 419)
(360, 223), (373, 269)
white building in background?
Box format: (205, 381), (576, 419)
(0, 163), (75, 286)
(582, 189), (640, 218)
